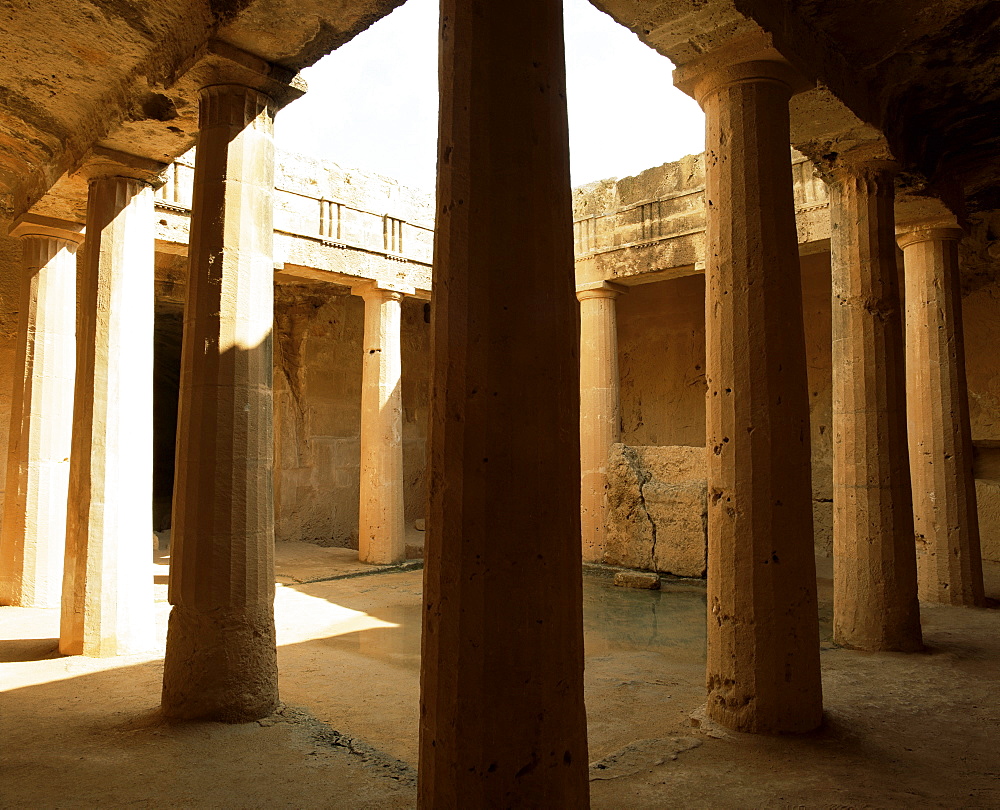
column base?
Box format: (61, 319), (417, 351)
(161, 604), (278, 722)
(706, 690), (824, 735)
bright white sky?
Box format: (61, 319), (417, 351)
(274, 0), (705, 192)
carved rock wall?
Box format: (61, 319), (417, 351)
(273, 283), (429, 547)
(605, 443), (707, 577)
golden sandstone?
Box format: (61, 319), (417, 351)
(0, 0), (998, 806)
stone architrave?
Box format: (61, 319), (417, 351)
(60, 165), (160, 657)
(577, 280), (626, 563)
(829, 160), (922, 651)
(675, 52), (824, 734)
(0, 216), (82, 608)
(419, 0), (590, 805)
(898, 224), (985, 606)
(161, 83), (280, 721)
(355, 280), (411, 565)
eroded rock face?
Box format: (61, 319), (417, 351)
(605, 444), (707, 578)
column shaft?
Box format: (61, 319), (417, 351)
(830, 165), (922, 650)
(419, 0), (590, 805)
(358, 286), (405, 564)
(578, 283), (624, 563)
(60, 178), (156, 656)
(0, 230), (79, 607)
(161, 84), (279, 721)
(696, 62), (823, 733)
(899, 227), (985, 606)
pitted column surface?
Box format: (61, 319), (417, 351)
(161, 84), (279, 721)
(578, 282), (625, 563)
(830, 163), (922, 651)
(0, 224), (80, 608)
(357, 284), (406, 565)
(419, 0), (590, 805)
(899, 226), (985, 607)
(684, 59), (823, 734)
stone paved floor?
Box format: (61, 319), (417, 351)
(2, 548), (999, 808)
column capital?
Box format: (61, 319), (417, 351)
(352, 279), (415, 301)
(77, 147), (168, 187)
(896, 223), (964, 249)
(8, 213), (85, 244)
(673, 33), (813, 103)
(576, 281), (628, 302)
(188, 40), (306, 112)
(198, 84), (275, 130)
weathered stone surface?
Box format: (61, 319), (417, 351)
(680, 53), (823, 734)
(974, 479), (1000, 563)
(572, 151), (831, 283)
(272, 286), (429, 549)
(419, 1), (589, 803)
(605, 444), (707, 578)
(0, 225), (80, 609)
(578, 281), (625, 562)
(612, 571), (661, 590)
(829, 159), (921, 652)
(162, 84), (279, 721)
(60, 177), (156, 657)
(589, 737), (701, 780)
(900, 226), (986, 607)
(356, 282), (407, 565)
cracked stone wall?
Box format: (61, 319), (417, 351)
(605, 444), (708, 577)
(614, 254), (835, 565)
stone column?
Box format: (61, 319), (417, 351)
(898, 225), (985, 606)
(161, 84), (279, 721)
(420, 0), (590, 805)
(829, 161), (922, 650)
(60, 167), (159, 656)
(355, 281), (410, 565)
(675, 56), (823, 733)
(577, 281), (626, 563)
(0, 217), (82, 608)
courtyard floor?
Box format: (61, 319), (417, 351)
(2, 543), (999, 808)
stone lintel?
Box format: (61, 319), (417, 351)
(352, 279), (416, 299)
(187, 39), (307, 110)
(821, 141), (898, 182)
(673, 31), (814, 102)
(8, 213), (85, 243)
(78, 147), (169, 187)
(576, 280), (628, 300)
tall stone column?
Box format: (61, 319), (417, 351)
(577, 281), (625, 562)
(675, 56), (823, 733)
(355, 281), (409, 565)
(420, 0), (590, 805)
(829, 161), (922, 650)
(60, 164), (160, 657)
(161, 83), (279, 721)
(898, 225), (985, 606)
(0, 217), (82, 608)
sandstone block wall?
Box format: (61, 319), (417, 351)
(273, 283), (429, 547)
(614, 254), (835, 558)
(605, 443), (707, 577)
(961, 226), (1000, 564)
